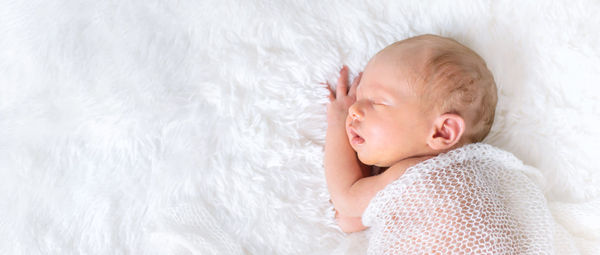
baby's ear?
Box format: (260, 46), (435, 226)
(426, 113), (465, 151)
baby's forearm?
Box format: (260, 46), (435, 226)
(324, 113), (368, 215)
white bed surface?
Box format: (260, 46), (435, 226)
(1, 0), (599, 254)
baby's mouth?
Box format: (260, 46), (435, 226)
(349, 128), (365, 146)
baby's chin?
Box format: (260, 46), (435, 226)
(356, 153), (370, 164)
(357, 153), (389, 167)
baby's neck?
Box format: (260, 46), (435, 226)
(378, 154), (436, 176)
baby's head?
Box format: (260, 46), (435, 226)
(346, 34), (497, 167)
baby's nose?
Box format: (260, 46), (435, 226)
(348, 103), (363, 121)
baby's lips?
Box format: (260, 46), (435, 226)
(347, 126), (365, 145)
(351, 135), (365, 145)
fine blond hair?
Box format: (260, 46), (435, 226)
(398, 34), (498, 143)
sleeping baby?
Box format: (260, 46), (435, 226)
(324, 34), (554, 254)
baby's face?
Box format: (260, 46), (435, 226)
(346, 48), (434, 167)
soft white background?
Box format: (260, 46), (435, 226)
(1, 0), (599, 254)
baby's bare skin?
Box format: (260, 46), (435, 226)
(325, 36), (472, 233)
(333, 156), (431, 232)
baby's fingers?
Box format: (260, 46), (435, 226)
(348, 72), (362, 97)
(321, 82), (335, 101)
(336, 65), (349, 97)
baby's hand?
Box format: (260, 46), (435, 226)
(324, 66), (362, 123)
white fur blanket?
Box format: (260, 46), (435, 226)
(1, 0), (598, 254)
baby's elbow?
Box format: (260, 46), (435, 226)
(338, 220), (368, 233)
(335, 211), (368, 233)
(332, 196), (362, 218)
(340, 223), (367, 234)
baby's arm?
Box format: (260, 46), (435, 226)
(324, 66), (368, 217)
(325, 67), (401, 221)
(335, 209), (367, 233)
(325, 67), (432, 233)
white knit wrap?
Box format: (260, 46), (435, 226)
(362, 143), (561, 254)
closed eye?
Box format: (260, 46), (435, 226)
(372, 102), (387, 107)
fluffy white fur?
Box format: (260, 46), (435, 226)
(0, 0), (598, 254)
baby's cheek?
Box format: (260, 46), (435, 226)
(369, 125), (392, 144)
